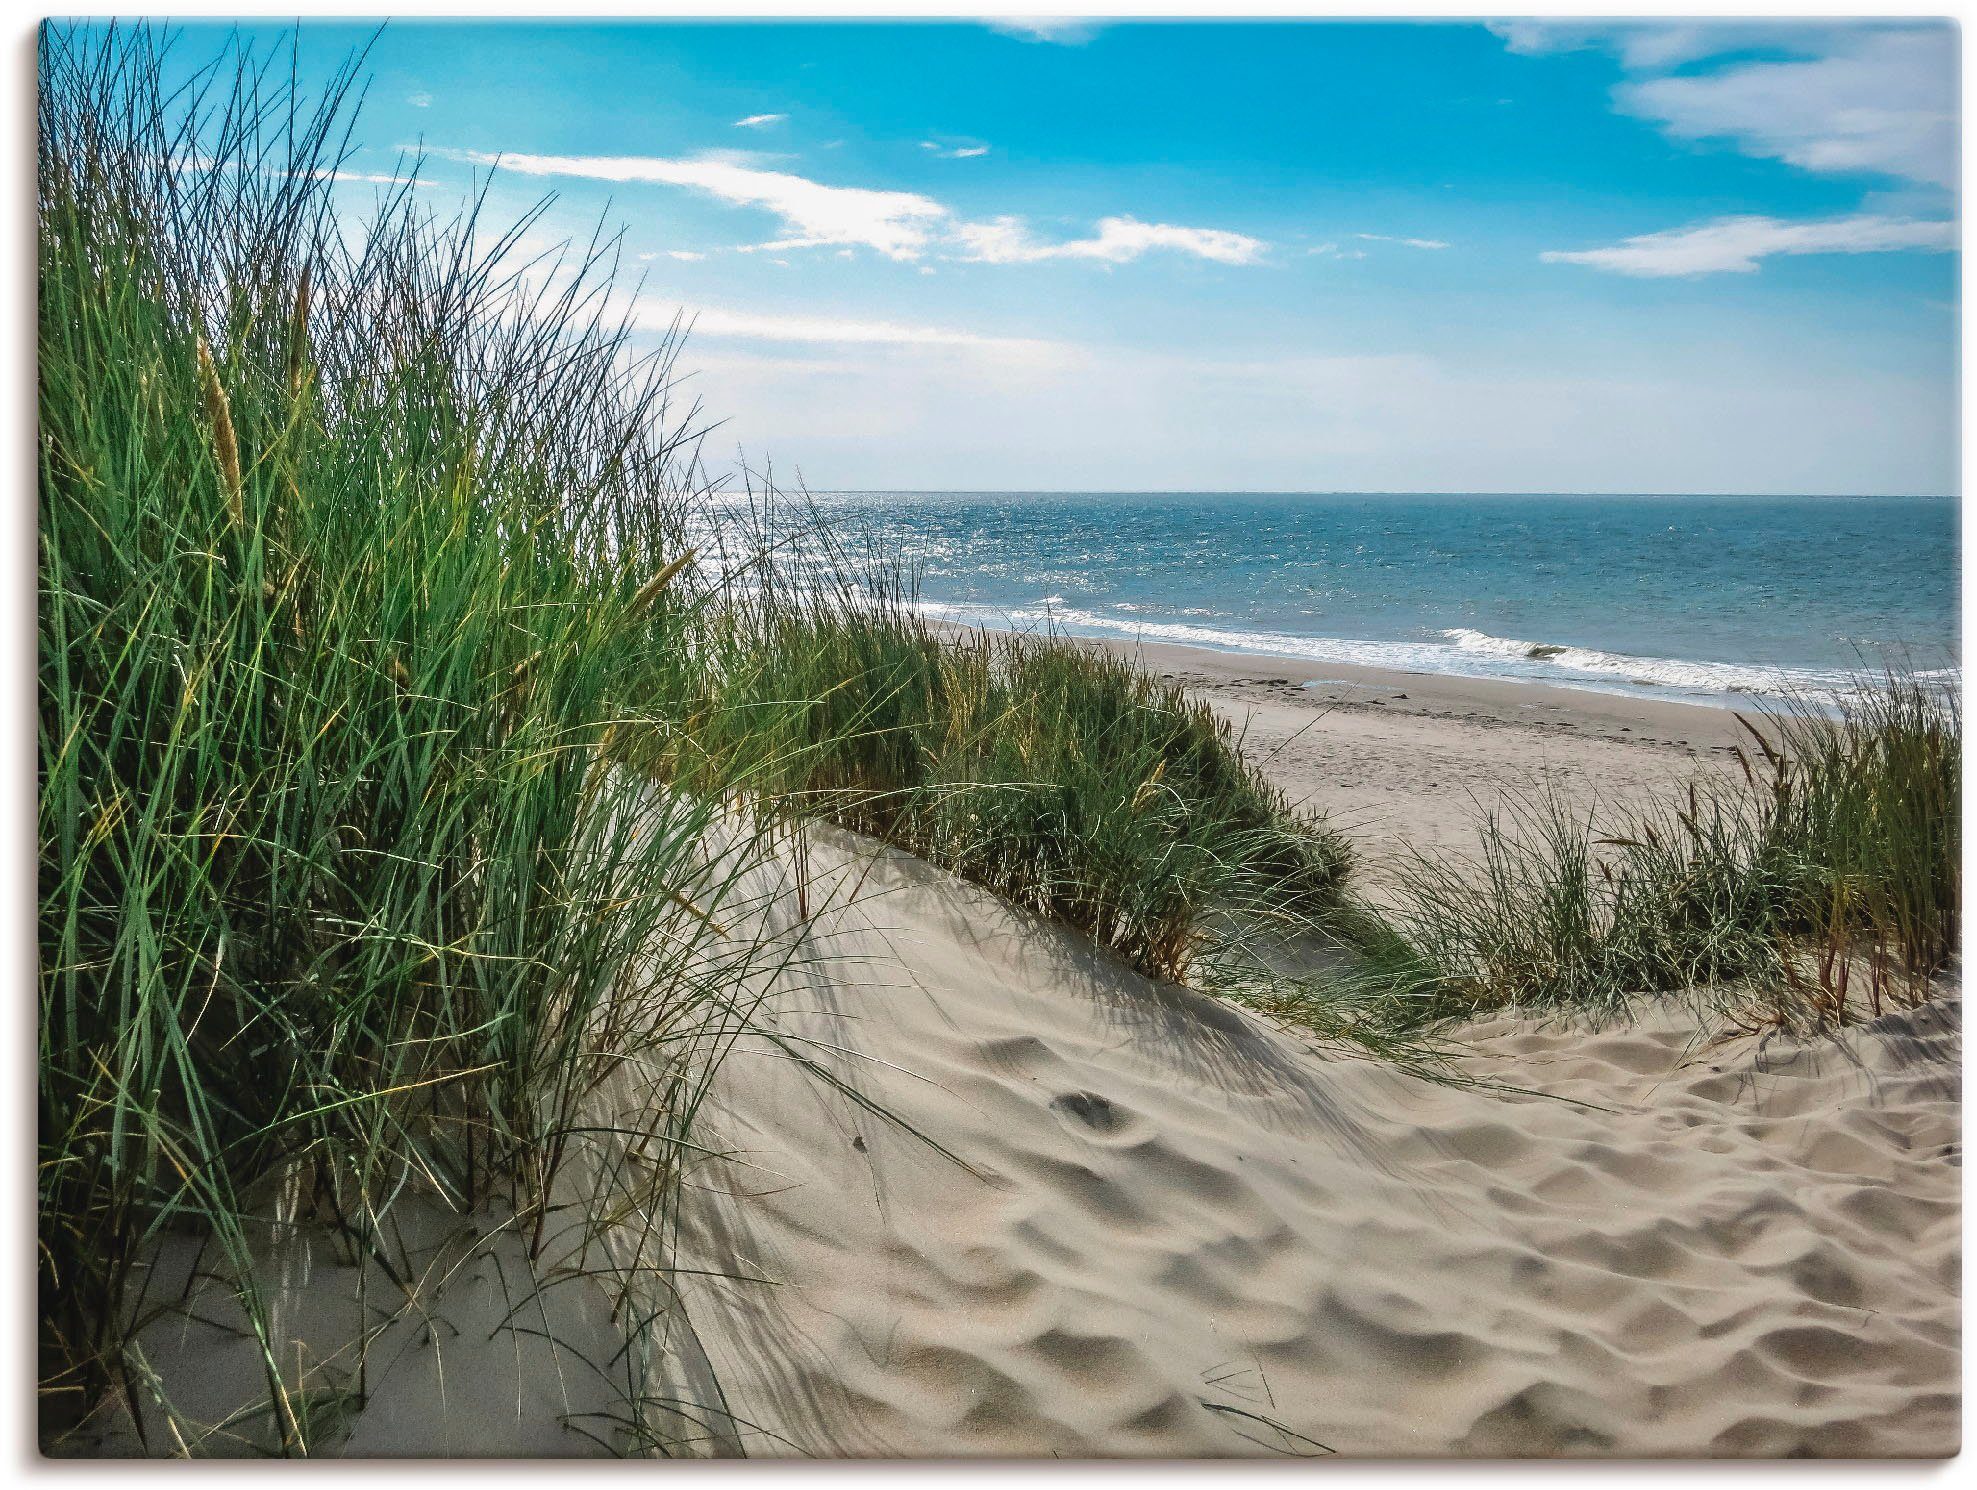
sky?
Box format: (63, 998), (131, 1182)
(174, 18), (1957, 494)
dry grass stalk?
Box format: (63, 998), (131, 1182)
(629, 549), (695, 617)
(196, 336), (243, 528)
(286, 262), (312, 397)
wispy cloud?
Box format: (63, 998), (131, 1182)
(1499, 22), (1956, 282)
(921, 140), (991, 160)
(732, 113), (787, 129)
(1493, 21), (1955, 190)
(1542, 213), (1956, 277)
(986, 18), (1100, 45)
(1620, 28), (1955, 190)
(312, 167), (424, 188)
(406, 91), (432, 109)
(955, 214), (1266, 266)
(1356, 232), (1452, 250)
(192, 155), (427, 192)
(643, 298), (1062, 355)
(438, 148), (948, 260)
(436, 147), (1264, 267)
(1487, 19), (1791, 70)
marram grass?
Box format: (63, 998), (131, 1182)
(625, 573), (1353, 988)
(38, 24), (1361, 1452)
(1351, 673), (1960, 1033)
(39, 23), (775, 1451)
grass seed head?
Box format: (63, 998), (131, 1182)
(286, 261), (312, 397)
(196, 335), (244, 529)
(629, 549), (695, 617)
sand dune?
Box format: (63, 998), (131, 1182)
(662, 827), (1959, 1458)
(68, 817), (1958, 1458)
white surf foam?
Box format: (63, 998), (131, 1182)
(1436, 628), (1851, 699)
(912, 600), (1864, 705)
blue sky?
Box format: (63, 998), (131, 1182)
(179, 18), (1956, 494)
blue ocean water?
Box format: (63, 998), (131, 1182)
(802, 492), (1960, 705)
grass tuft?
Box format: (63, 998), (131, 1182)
(39, 22), (763, 1450)
(38, 23), (1369, 1451)
(1353, 672), (1959, 1033)
(625, 561), (1354, 988)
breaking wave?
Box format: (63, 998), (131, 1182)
(1435, 628), (1854, 699)
(911, 600), (1878, 705)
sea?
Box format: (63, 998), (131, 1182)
(797, 491), (1960, 707)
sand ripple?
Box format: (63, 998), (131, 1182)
(667, 831), (1960, 1458)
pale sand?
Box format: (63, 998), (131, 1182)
(73, 655), (1960, 1458)
(657, 829), (1960, 1458)
(1078, 636), (1755, 879)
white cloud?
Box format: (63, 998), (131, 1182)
(1356, 233), (1452, 250)
(436, 147), (1264, 268)
(406, 91), (432, 109)
(1542, 213), (1956, 276)
(664, 250), (706, 262)
(312, 168), (423, 188)
(955, 214), (1266, 266)
(986, 18), (1099, 45)
(1492, 21), (1955, 190)
(921, 141), (991, 160)
(1487, 19), (1581, 56)
(648, 299), (1063, 356)
(1485, 19), (1790, 70)
(732, 113), (787, 129)
(439, 148), (948, 260)
(1619, 28), (1956, 189)
(689, 147), (795, 169)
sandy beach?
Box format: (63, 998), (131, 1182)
(1082, 637), (1753, 873)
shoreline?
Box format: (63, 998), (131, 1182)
(905, 602), (1914, 713)
(931, 620), (1758, 747)
(1080, 633), (1758, 749)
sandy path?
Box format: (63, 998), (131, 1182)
(663, 829), (1960, 1458)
